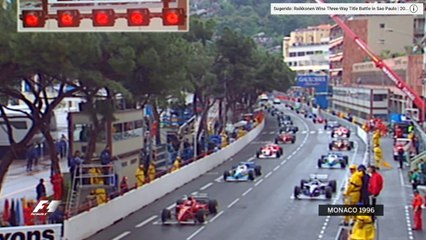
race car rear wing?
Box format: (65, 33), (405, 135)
(309, 173), (329, 181)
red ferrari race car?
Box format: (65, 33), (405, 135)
(275, 131), (296, 144)
(331, 126), (351, 138)
(161, 194), (218, 224)
(313, 116), (325, 124)
(256, 143), (283, 158)
(329, 138), (354, 151)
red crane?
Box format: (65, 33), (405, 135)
(317, 0), (425, 121)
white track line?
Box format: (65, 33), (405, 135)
(111, 231), (131, 240)
(209, 210), (224, 223)
(254, 179), (264, 187)
(399, 169), (405, 186)
(227, 198), (240, 208)
(214, 176), (222, 182)
(265, 172), (272, 178)
(405, 205), (414, 239)
(166, 204), (175, 210)
(200, 182), (213, 191)
(242, 187), (253, 196)
(273, 165), (280, 171)
(186, 226), (205, 240)
(247, 156), (255, 162)
(135, 215), (157, 228)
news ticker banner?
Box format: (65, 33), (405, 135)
(271, 3), (424, 15)
(318, 204), (384, 216)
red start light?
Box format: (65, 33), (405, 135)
(57, 10), (80, 27)
(22, 10), (46, 28)
(127, 9), (150, 26)
(92, 9), (115, 27)
(162, 8), (185, 26)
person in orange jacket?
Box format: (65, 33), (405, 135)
(412, 189), (424, 230)
(51, 172), (64, 200)
(24, 201), (35, 226)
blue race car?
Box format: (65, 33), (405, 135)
(223, 162), (262, 181)
(317, 152), (348, 169)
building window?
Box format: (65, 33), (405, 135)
(315, 50), (323, 55)
(373, 94), (387, 101)
(297, 52), (305, 56)
(289, 52), (296, 57)
(307, 51), (314, 55)
(379, 23), (385, 29)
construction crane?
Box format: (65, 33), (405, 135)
(317, 0), (425, 121)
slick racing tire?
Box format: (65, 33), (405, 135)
(294, 186), (301, 200)
(275, 138), (279, 144)
(328, 180), (337, 193)
(300, 179), (308, 188)
(161, 209), (171, 224)
(291, 138), (295, 144)
(196, 209), (208, 223)
(208, 200), (218, 214)
(328, 143), (333, 151)
(325, 187), (333, 199)
(248, 171), (255, 181)
(340, 162), (346, 169)
(223, 171), (230, 181)
(254, 166), (262, 176)
(256, 151), (260, 158)
(343, 156), (349, 165)
(317, 159), (323, 168)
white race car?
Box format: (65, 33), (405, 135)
(256, 143), (283, 158)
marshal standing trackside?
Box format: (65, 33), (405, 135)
(318, 204), (384, 216)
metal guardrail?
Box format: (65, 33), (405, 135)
(412, 120), (426, 153)
(410, 150), (426, 171)
(335, 227), (349, 240)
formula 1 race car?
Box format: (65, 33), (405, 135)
(275, 131), (296, 144)
(324, 120), (341, 130)
(329, 138), (354, 151)
(313, 116), (325, 124)
(393, 138), (416, 160)
(294, 174), (337, 200)
(331, 126), (351, 138)
(279, 125), (299, 134)
(317, 152), (349, 168)
(161, 194), (218, 224)
(277, 114), (292, 122)
(223, 162), (262, 181)
(256, 143), (283, 158)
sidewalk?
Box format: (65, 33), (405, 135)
(379, 136), (425, 240)
(0, 156), (69, 207)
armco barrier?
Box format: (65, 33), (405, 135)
(63, 120), (265, 240)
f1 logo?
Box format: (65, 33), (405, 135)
(31, 200), (61, 215)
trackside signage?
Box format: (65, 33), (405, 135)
(0, 224), (61, 240)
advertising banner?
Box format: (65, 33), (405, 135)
(296, 75), (330, 109)
(0, 224), (62, 240)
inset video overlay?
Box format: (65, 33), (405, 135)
(18, 0), (189, 32)
(271, 3), (423, 15)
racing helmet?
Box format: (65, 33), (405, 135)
(349, 164), (357, 170)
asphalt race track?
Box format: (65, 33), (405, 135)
(89, 104), (367, 240)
